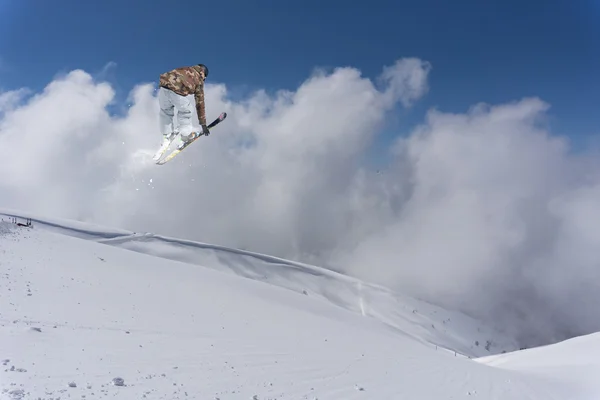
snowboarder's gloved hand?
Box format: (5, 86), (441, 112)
(201, 124), (210, 136)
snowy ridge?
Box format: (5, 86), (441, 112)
(476, 332), (600, 396)
(0, 208), (517, 357)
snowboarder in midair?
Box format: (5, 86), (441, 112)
(154, 63), (210, 159)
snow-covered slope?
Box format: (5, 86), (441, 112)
(0, 209), (518, 359)
(1, 210), (599, 399)
(476, 332), (600, 397)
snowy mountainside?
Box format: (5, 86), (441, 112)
(1, 209), (517, 357)
(476, 332), (600, 396)
(1, 212), (600, 399)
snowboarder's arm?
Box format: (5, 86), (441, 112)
(195, 84), (207, 127)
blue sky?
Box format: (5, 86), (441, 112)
(0, 0), (598, 151)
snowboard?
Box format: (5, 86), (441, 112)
(154, 112), (228, 165)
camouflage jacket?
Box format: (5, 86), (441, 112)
(159, 65), (207, 126)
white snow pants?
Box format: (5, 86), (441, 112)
(158, 86), (195, 139)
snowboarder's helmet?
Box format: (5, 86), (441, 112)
(197, 64), (209, 78)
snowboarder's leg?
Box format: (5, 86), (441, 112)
(170, 92), (196, 144)
(153, 87), (179, 161)
(158, 87), (176, 140)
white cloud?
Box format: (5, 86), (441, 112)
(0, 87), (29, 114)
(1, 58), (599, 348)
(379, 58), (431, 107)
(332, 98), (600, 346)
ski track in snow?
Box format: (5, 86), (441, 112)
(0, 210), (599, 399)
